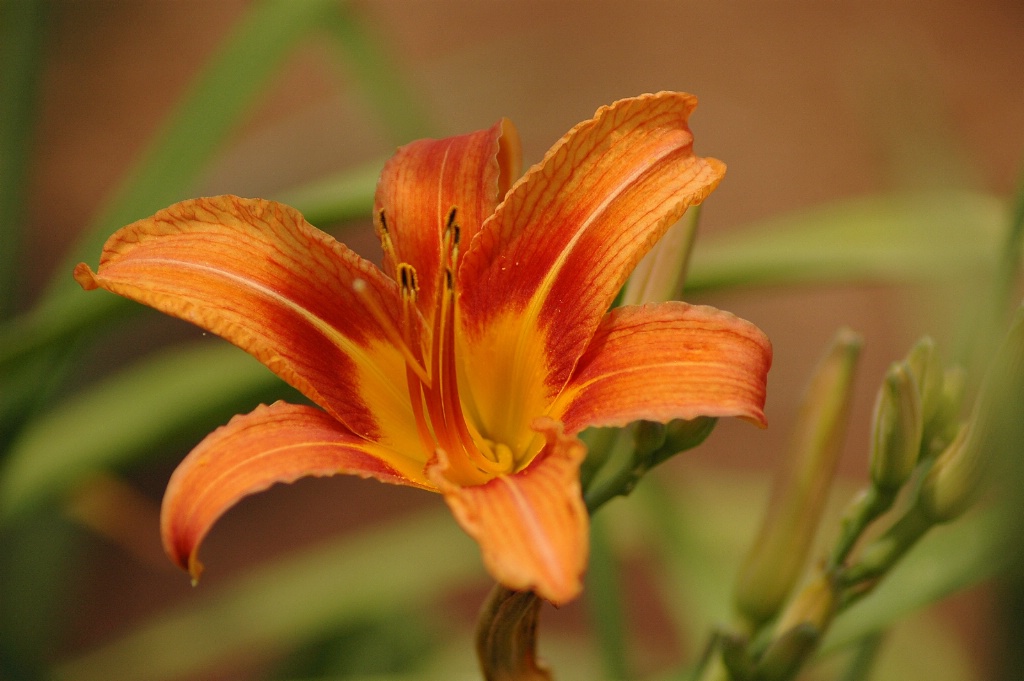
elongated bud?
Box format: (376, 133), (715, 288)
(918, 423), (978, 522)
(620, 206), (701, 305)
(922, 305), (1024, 522)
(869, 361), (923, 492)
(905, 336), (943, 430)
(922, 365), (967, 458)
(752, 572), (838, 681)
(773, 571), (839, 637)
(733, 329), (861, 627)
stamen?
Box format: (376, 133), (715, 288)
(352, 277), (429, 385)
(397, 262), (418, 304)
(376, 209), (399, 269)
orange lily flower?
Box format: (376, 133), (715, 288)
(74, 92), (771, 605)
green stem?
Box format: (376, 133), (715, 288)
(828, 485), (896, 570)
(475, 585), (551, 681)
(840, 503), (933, 601)
(585, 512), (630, 680)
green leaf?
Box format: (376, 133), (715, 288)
(0, 342), (284, 521)
(688, 191), (1005, 291)
(270, 158), (382, 227)
(0, 0), (47, 320)
(54, 510), (479, 681)
(320, 4), (435, 143)
(0, 0), (340, 371)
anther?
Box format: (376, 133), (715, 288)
(351, 277), (429, 384)
(397, 262), (418, 303)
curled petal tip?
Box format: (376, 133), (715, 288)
(73, 263), (100, 290)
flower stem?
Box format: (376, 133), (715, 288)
(476, 585), (552, 681)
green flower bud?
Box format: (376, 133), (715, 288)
(905, 336), (943, 430)
(922, 365), (967, 458)
(754, 573), (838, 681)
(649, 416), (717, 467)
(620, 206), (701, 305)
(733, 329), (861, 627)
(869, 361), (923, 492)
(921, 305), (1024, 522)
(919, 421), (980, 523)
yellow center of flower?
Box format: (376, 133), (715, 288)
(360, 208), (519, 487)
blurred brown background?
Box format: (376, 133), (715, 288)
(16, 1), (1024, 678)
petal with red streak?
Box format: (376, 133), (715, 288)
(374, 120), (521, 327)
(74, 196), (420, 449)
(553, 302), (772, 435)
(429, 418), (588, 605)
(161, 401), (432, 581)
(457, 93), (725, 452)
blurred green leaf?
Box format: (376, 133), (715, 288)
(270, 159), (382, 227)
(688, 191), (1005, 291)
(0, 0), (341, 371)
(0, 342), (284, 521)
(321, 3), (435, 142)
(0, 0), (46, 320)
(55, 510), (479, 681)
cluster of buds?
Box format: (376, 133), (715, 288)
(702, 305), (1023, 681)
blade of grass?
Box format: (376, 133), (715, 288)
(55, 510), (479, 681)
(0, 0), (47, 320)
(0, 0), (339, 369)
(321, 3), (435, 142)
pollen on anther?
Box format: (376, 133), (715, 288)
(398, 262), (419, 302)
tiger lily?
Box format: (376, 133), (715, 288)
(74, 92), (771, 605)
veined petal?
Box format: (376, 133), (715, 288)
(458, 93), (725, 452)
(162, 401), (433, 581)
(74, 196), (421, 450)
(553, 302), (772, 434)
(374, 120), (521, 327)
(429, 419), (588, 605)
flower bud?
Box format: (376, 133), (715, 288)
(905, 336), (943, 430)
(649, 416), (717, 467)
(733, 329), (861, 627)
(921, 305), (1024, 523)
(754, 573), (837, 681)
(869, 361), (923, 492)
(620, 206), (701, 305)
(918, 423), (978, 523)
(773, 572), (838, 642)
(922, 365), (967, 458)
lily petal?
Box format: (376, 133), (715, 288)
(553, 302), (772, 434)
(428, 418), (588, 605)
(374, 120), (521, 327)
(74, 196), (420, 450)
(162, 401), (431, 582)
(458, 93), (725, 452)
